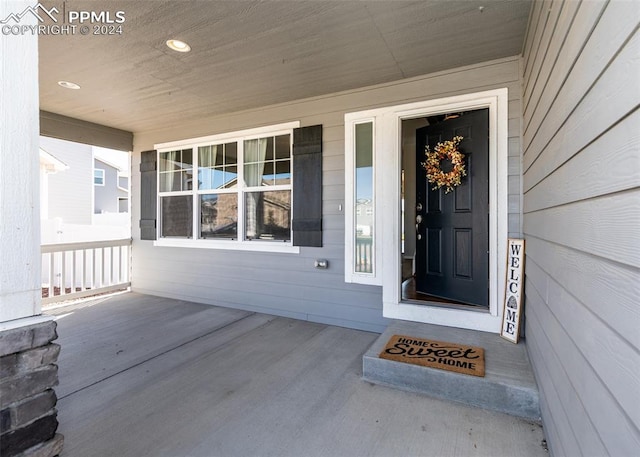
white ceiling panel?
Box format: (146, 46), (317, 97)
(38, 0), (532, 133)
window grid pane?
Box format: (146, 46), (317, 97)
(199, 143), (238, 190)
(244, 135), (291, 188)
(159, 149), (193, 192)
(200, 194), (238, 239)
(94, 169), (104, 185)
(161, 195), (193, 238)
(245, 190), (291, 241)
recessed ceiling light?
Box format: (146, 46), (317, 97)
(166, 39), (191, 53)
(58, 80), (81, 90)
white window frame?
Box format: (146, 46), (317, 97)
(154, 121), (300, 253)
(345, 89), (509, 333)
(94, 168), (105, 186)
(344, 118), (381, 285)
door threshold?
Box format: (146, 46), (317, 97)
(401, 278), (489, 312)
(400, 298), (490, 313)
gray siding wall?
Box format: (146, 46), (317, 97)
(521, 1), (639, 455)
(94, 160), (119, 214)
(118, 176), (128, 191)
(40, 136), (93, 225)
(131, 56), (523, 333)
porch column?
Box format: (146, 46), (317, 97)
(0, 2), (63, 456)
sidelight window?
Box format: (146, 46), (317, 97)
(345, 117), (379, 285)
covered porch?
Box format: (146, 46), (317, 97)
(48, 292), (546, 457)
(2, 1), (637, 455)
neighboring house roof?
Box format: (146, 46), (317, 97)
(95, 156), (124, 172)
(39, 147), (68, 173)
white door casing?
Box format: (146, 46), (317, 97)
(345, 88), (509, 332)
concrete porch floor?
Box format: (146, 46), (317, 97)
(46, 293), (547, 457)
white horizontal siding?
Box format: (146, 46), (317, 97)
(131, 56), (523, 333)
(41, 136), (93, 225)
(522, 1), (640, 455)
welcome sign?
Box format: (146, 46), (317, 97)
(379, 335), (485, 377)
(501, 238), (525, 343)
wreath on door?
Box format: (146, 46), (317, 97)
(422, 135), (466, 194)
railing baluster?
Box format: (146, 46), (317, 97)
(48, 252), (54, 298)
(111, 246), (116, 287)
(122, 245), (127, 284)
(117, 246), (122, 283)
(100, 248), (109, 287)
(93, 247), (98, 290)
(72, 250), (77, 295)
(41, 239), (132, 304)
(60, 251), (66, 296)
(81, 249), (86, 291)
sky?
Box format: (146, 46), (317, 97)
(93, 146), (130, 175)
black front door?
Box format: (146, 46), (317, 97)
(414, 109), (489, 307)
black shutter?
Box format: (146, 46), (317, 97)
(292, 125), (323, 247)
(139, 150), (157, 240)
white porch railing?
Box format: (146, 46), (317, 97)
(355, 236), (373, 273)
(41, 238), (131, 304)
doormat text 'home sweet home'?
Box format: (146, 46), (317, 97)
(379, 334), (485, 377)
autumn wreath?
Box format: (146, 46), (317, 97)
(422, 136), (466, 194)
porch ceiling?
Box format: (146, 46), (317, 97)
(38, 0), (531, 134)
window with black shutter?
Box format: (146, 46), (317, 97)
(139, 122), (322, 251)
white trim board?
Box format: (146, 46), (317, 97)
(154, 121), (300, 151)
(345, 88), (509, 333)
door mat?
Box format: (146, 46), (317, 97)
(379, 334), (485, 377)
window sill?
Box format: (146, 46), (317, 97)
(154, 237), (300, 254)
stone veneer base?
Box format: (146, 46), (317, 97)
(0, 319), (63, 457)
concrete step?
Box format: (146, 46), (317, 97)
(363, 320), (541, 422)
